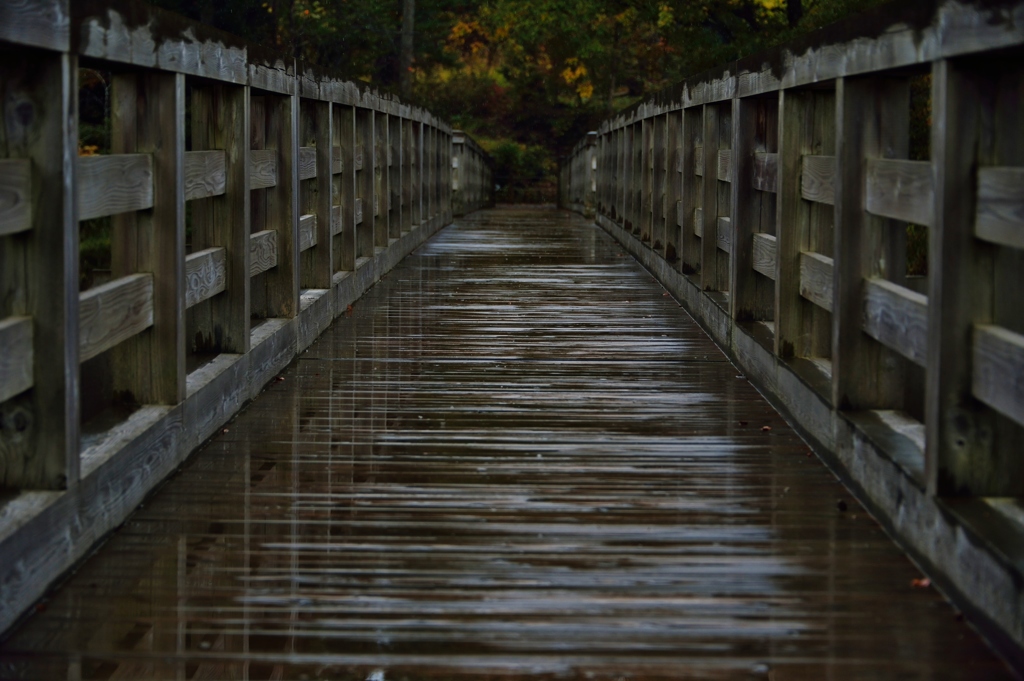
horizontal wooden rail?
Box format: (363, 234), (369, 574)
(973, 324), (1024, 428)
(77, 154), (153, 220)
(0, 158), (32, 235)
(298, 146), (316, 181)
(0, 317), (33, 403)
(185, 247), (227, 308)
(79, 274), (154, 363)
(976, 166), (1024, 249)
(299, 214), (317, 252)
(798, 251), (834, 313)
(865, 159), (933, 226)
(801, 155), (835, 205)
(184, 150), (226, 201)
(249, 230), (278, 277)
(250, 149), (277, 190)
(752, 233), (776, 279)
(862, 278), (928, 367)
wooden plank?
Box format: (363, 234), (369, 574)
(752, 233), (777, 280)
(355, 197), (363, 224)
(717, 149), (732, 182)
(717, 217), (732, 253)
(976, 166), (1024, 249)
(799, 251), (834, 313)
(694, 145), (703, 176)
(332, 147), (344, 174)
(694, 207), (703, 238)
(0, 159), (32, 236)
(249, 230), (278, 277)
(299, 213), (317, 252)
(752, 152), (777, 193)
(866, 158), (933, 225)
(0, 317), (33, 403)
(79, 274), (155, 363)
(331, 205), (343, 235)
(184, 247), (226, 308)
(862, 278), (928, 367)
(250, 149), (277, 189)
(77, 154), (153, 220)
(801, 155), (835, 205)
(0, 0), (68, 51)
(354, 144), (364, 171)
(973, 324), (1024, 428)
(261, 93), (300, 319)
(183, 150), (225, 201)
(298, 146), (317, 181)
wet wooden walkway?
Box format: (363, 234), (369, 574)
(0, 208), (1010, 679)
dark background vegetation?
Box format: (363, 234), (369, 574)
(147, 0), (888, 200)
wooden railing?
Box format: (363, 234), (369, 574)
(562, 0), (1024, 659)
(0, 0), (490, 633)
(452, 131), (494, 215)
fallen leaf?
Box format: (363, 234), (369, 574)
(761, 425), (772, 432)
(222, 428), (229, 434)
(910, 577), (931, 589)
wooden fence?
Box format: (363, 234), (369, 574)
(562, 0), (1024, 661)
(0, 0), (490, 633)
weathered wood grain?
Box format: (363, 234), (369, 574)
(717, 149), (732, 182)
(331, 205), (343, 235)
(0, 0), (68, 50)
(865, 158), (933, 225)
(973, 324), (1024, 429)
(77, 154), (154, 220)
(183, 150), (226, 201)
(976, 166), (1024, 249)
(716, 216), (732, 253)
(799, 251), (834, 313)
(332, 147), (343, 174)
(355, 197), (363, 224)
(354, 144), (364, 171)
(78, 274), (155, 363)
(250, 149), (277, 189)
(752, 152), (778, 193)
(801, 155), (835, 205)
(694, 207), (703, 238)
(0, 159), (32, 236)
(299, 214), (317, 252)
(0, 317), (33, 403)
(752, 233), (777, 280)
(298, 146), (317, 181)
(862, 277), (928, 367)
(249, 230), (278, 277)
(184, 247), (226, 308)
(694, 145), (703, 176)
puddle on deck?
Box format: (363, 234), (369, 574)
(0, 208), (1009, 679)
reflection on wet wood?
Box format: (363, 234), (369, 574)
(0, 207), (1008, 679)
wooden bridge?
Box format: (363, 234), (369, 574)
(0, 0), (1023, 676)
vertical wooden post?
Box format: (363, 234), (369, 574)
(191, 81), (250, 353)
(0, 50), (79, 489)
(701, 104), (721, 291)
(640, 118), (652, 241)
(681, 109), (702, 275)
(402, 117), (413, 231)
(731, 96), (764, 321)
(926, 59), (1014, 496)
(254, 91), (299, 318)
(833, 76), (907, 410)
(665, 112), (681, 264)
(335, 104), (356, 272)
(389, 113), (401, 237)
(111, 71), (186, 405)
(307, 99), (333, 288)
(373, 110), (387, 248)
(652, 118), (665, 252)
(355, 107), (373, 259)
